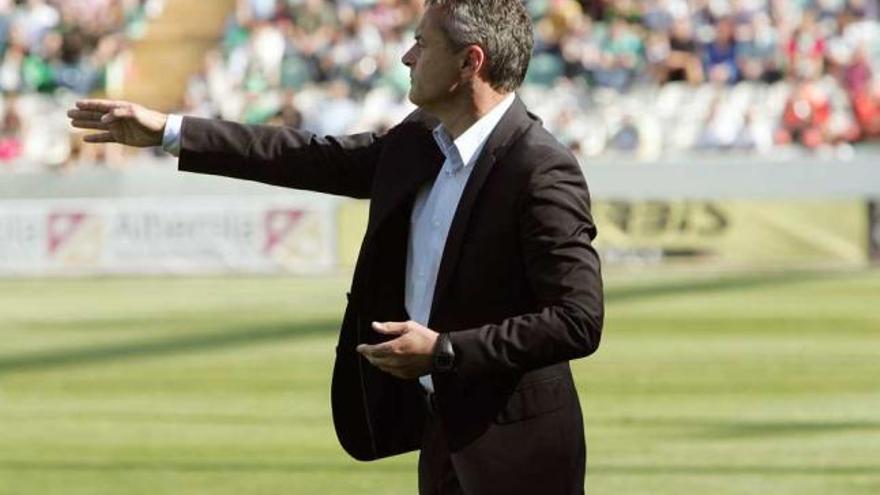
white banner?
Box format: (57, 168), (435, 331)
(0, 197), (336, 275)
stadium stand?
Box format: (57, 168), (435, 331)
(0, 0), (165, 170)
(2, 0), (880, 171)
(184, 0), (880, 160)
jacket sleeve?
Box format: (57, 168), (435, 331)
(177, 116), (385, 199)
(447, 155), (604, 380)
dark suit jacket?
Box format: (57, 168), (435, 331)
(177, 97), (603, 488)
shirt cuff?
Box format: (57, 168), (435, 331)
(161, 113), (184, 157)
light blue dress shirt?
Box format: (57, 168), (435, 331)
(406, 93), (515, 393)
(161, 94), (517, 393)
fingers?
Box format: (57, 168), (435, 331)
(83, 133), (117, 144)
(68, 110), (111, 134)
(357, 342), (401, 373)
(357, 342), (394, 359)
(358, 345), (393, 366)
(68, 105), (132, 135)
(75, 99), (128, 112)
(361, 352), (398, 368)
(70, 120), (109, 131)
(356, 340), (425, 379)
(67, 110), (105, 121)
(358, 322), (431, 379)
(372, 321), (409, 335)
(101, 106), (135, 124)
(361, 353), (409, 378)
(71, 101), (135, 126)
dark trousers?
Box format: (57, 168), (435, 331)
(418, 394), (465, 495)
(417, 391), (587, 495)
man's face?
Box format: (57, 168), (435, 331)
(401, 7), (468, 111)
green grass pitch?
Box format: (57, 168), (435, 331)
(0, 269), (878, 494)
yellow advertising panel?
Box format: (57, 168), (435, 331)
(337, 200), (870, 268)
(870, 201), (880, 262)
(593, 200), (869, 265)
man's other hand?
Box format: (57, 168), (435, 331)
(67, 99), (168, 148)
(357, 321), (439, 379)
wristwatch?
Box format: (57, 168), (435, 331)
(432, 333), (456, 373)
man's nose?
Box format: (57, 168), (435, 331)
(401, 47), (415, 67)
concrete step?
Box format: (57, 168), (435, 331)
(121, 0), (235, 111)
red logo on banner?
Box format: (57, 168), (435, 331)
(47, 212), (89, 254)
(264, 209), (304, 254)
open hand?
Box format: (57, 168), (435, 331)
(67, 99), (168, 148)
(357, 321), (439, 379)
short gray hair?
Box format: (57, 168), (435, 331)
(425, 0), (534, 92)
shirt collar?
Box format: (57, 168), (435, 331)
(432, 93), (516, 170)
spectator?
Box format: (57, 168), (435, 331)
(559, 15), (601, 81)
(0, 91), (23, 162)
(656, 16), (704, 84)
(609, 113), (641, 152)
(642, 0), (675, 34)
(592, 17), (643, 90)
(777, 80), (824, 149)
(696, 95), (742, 149)
(267, 87), (303, 128)
(785, 11), (827, 81)
(536, 0), (584, 54)
(736, 12), (783, 82)
(846, 45), (880, 138)
(702, 16), (739, 84)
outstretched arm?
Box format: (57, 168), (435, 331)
(176, 115), (382, 199)
(67, 99), (383, 199)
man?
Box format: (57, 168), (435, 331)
(67, 0), (604, 493)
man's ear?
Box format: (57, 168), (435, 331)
(461, 45), (486, 78)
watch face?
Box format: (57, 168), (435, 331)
(434, 334), (454, 371)
(434, 352), (454, 371)
(435, 353), (453, 371)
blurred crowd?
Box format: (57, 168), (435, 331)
(4, 0), (880, 171)
(181, 0), (423, 135)
(0, 0), (163, 169)
(182, 0), (880, 161)
(532, 0), (880, 156)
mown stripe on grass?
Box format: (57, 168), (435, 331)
(605, 270), (853, 303)
(0, 320), (338, 375)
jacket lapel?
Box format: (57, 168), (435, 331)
(364, 119), (444, 243)
(429, 97), (534, 322)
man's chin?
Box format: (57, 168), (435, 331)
(409, 92), (441, 113)
(407, 90), (420, 106)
